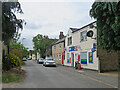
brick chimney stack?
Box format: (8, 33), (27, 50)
(59, 32), (64, 39)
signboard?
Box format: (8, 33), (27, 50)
(93, 43), (96, 49)
(80, 52), (87, 64)
(89, 52), (93, 63)
(69, 46), (77, 52)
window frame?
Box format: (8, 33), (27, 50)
(80, 30), (87, 42)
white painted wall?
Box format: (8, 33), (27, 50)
(64, 22), (99, 70)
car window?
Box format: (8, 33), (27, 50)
(46, 59), (53, 61)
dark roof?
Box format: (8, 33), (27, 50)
(51, 37), (65, 46)
(70, 21), (96, 33)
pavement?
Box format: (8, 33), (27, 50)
(2, 60), (118, 88)
(57, 65), (118, 88)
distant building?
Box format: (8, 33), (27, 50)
(52, 32), (65, 65)
(32, 54), (36, 60)
(45, 39), (58, 57)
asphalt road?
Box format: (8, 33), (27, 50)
(16, 60), (116, 88)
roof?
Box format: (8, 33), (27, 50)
(51, 37), (65, 46)
(70, 21), (96, 33)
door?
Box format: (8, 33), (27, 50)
(62, 52), (65, 65)
(71, 53), (74, 67)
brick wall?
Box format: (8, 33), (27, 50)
(97, 48), (118, 72)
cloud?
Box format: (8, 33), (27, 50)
(17, 2), (95, 50)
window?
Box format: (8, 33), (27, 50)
(67, 53), (69, 63)
(67, 37), (72, 46)
(80, 52), (87, 64)
(81, 31), (87, 41)
(59, 43), (61, 49)
(56, 54), (58, 60)
(54, 45), (56, 50)
(75, 53), (78, 62)
(54, 55), (56, 60)
(59, 54), (61, 60)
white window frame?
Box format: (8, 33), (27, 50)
(54, 45), (56, 50)
(59, 43), (61, 49)
(67, 37), (72, 46)
(80, 30), (87, 42)
(59, 54), (61, 60)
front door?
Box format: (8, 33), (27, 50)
(71, 53), (74, 67)
(62, 52), (65, 65)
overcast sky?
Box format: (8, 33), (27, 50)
(17, 0), (95, 50)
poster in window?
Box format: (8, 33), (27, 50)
(89, 52), (93, 63)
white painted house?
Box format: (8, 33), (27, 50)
(64, 21), (99, 71)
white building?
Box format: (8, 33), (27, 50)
(64, 21), (99, 71)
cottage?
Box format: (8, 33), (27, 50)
(52, 32), (65, 65)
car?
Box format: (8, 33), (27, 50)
(28, 58), (31, 60)
(37, 58), (44, 64)
(22, 57), (27, 61)
(43, 57), (56, 67)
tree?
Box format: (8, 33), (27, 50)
(90, 2), (120, 70)
(32, 34), (55, 58)
(10, 41), (29, 58)
(90, 2), (120, 51)
(2, 2), (25, 45)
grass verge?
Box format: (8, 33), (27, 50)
(22, 61), (26, 65)
(2, 68), (26, 83)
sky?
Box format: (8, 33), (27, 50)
(17, 0), (95, 50)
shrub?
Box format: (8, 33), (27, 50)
(2, 53), (22, 71)
(10, 49), (23, 60)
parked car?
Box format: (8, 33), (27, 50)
(37, 58), (44, 64)
(22, 57), (27, 61)
(43, 57), (56, 67)
(28, 58), (31, 60)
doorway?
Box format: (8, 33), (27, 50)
(71, 53), (74, 67)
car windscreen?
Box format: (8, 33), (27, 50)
(39, 58), (44, 60)
(46, 59), (53, 61)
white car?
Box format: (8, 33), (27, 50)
(37, 58), (44, 64)
(22, 57), (27, 61)
(43, 57), (56, 67)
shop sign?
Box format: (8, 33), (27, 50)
(69, 46), (77, 51)
(93, 43), (96, 49)
(89, 52), (93, 63)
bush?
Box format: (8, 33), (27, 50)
(10, 49), (23, 60)
(2, 53), (22, 71)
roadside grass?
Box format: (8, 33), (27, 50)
(22, 61), (26, 65)
(2, 68), (26, 83)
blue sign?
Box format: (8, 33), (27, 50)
(69, 46), (77, 51)
(93, 43), (96, 49)
(89, 52), (93, 63)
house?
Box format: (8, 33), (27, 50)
(45, 39), (58, 57)
(52, 32), (65, 65)
(64, 21), (99, 71)
(32, 54), (36, 60)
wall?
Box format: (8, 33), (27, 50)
(97, 48), (118, 72)
(52, 42), (64, 65)
(32, 54), (36, 60)
(2, 42), (8, 57)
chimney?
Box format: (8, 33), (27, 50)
(59, 32), (64, 39)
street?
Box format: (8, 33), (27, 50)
(8, 60), (117, 88)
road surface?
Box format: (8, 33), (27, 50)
(14, 60), (117, 88)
